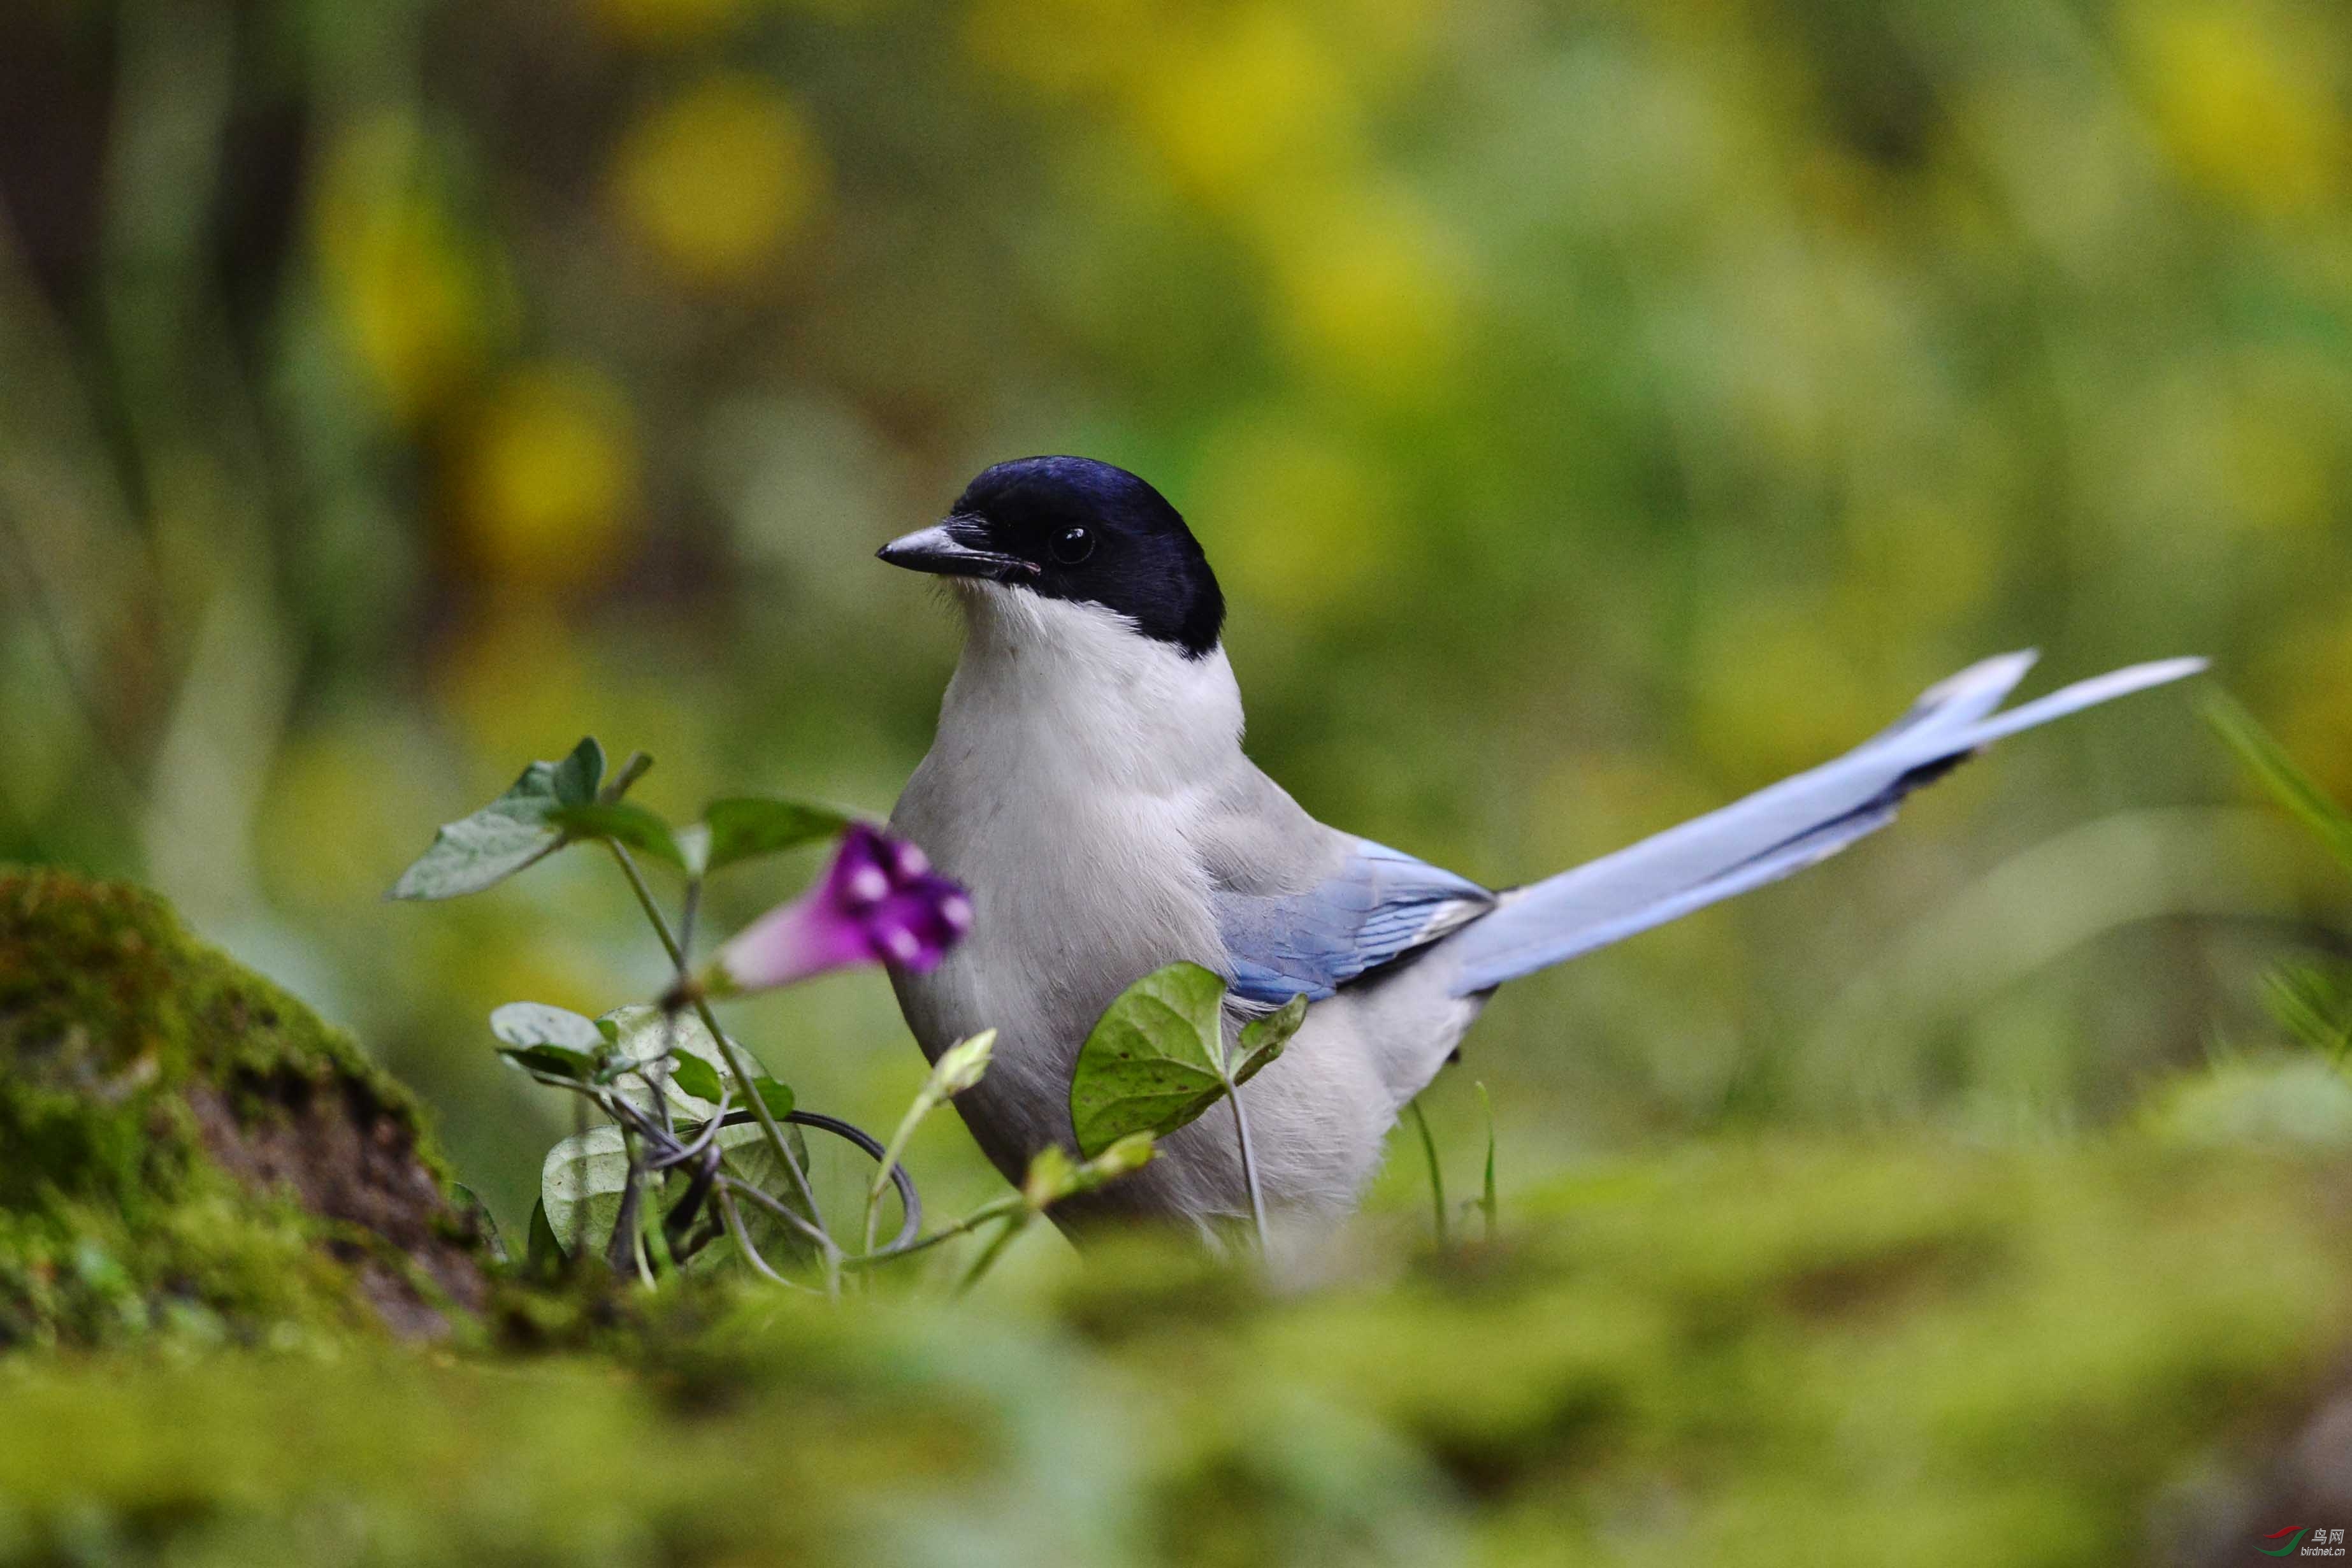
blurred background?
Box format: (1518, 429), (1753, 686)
(3, 0), (2348, 1234)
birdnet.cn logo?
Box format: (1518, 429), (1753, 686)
(2262, 1527), (2348, 1557)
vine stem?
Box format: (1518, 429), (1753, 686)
(701, 1002), (840, 1298)
(863, 1094), (931, 1256)
(1223, 1063), (1269, 1255)
(844, 1194), (1021, 1270)
(953, 1214), (1027, 1296)
(606, 842), (842, 1297)
(715, 1188), (816, 1294)
(607, 842), (684, 968)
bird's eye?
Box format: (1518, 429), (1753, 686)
(1050, 526), (1095, 565)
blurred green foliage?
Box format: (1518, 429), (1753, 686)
(3, 1136), (2348, 1565)
(3, 0), (2350, 1237)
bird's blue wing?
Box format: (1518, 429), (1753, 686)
(1213, 839), (1496, 1007)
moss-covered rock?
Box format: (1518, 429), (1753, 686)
(0, 867), (487, 1347)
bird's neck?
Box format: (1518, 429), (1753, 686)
(942, 586), (1244, 794)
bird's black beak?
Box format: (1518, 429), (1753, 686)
(876, 518), (1037, 582)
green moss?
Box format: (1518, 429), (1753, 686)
(0, 1135), (2340, 1564)
(0, 868), (485, 1348)
(0, 907), (2342, 1568)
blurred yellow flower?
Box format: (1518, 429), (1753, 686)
(1260, 187), (1466, 401)
(315, 118), (496, 424)
(453, 364), (640, 592)
(1130, 6), (1360, 206)
(612, 75), (827, 285)
(2129, 2), (2346, 216)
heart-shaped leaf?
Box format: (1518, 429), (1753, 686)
(1069, 961), (1231, 1158)
(497, 1044), (596, 1082)
(668, 1054), (725, 1104)
(489, 1002), (604, 1053)
(388, 738), (604, 900)
(540, 1125), (637, 1255)
(1233, 993), (1306, 1084)
(702, 797), (854, 872)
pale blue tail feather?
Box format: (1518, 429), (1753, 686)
(1439, 653), (2206, 995)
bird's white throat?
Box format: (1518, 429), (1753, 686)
(941, 582), (1244, 793)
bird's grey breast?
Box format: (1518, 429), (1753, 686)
(886, 608), (1242, 1176)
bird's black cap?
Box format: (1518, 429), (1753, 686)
(879, 456), (1225, 658)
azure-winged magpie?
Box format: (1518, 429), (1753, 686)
(879, 456), (2203, 1239)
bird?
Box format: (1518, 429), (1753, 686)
(879, 454), (2204, 1241)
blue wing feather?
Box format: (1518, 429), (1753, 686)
(1215, 839), (1494, 1007)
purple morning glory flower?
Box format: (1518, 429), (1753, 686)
(707, 825), (972, 995)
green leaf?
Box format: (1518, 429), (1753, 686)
(2263, 964), (2352, 1063)
(451, 1184), (505, 1265)
(387, 738), (604, 900)
(497, 1044), (596, 1082)
(1476, 1079), (1499, 1241)
(489, 1002), (603, 1053)
(540, 1124), (637, 1254)
(1233, 993), (1306, 1084)
(546, 802), (686, 871)
(2204, 692), (2352, 877)
(1407, 1098), (1447, 1247)
(747, 1076), (795, 1120)
(668, 1054), (725, 1104)
(702, 797), (854, 872)
(526, 1197), (565, 1273)
(1068, 961), (1231, 1158)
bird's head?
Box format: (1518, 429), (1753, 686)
(878, 456), (1225, 659)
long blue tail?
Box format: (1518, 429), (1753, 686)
(1438, 652), (2207, 996)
